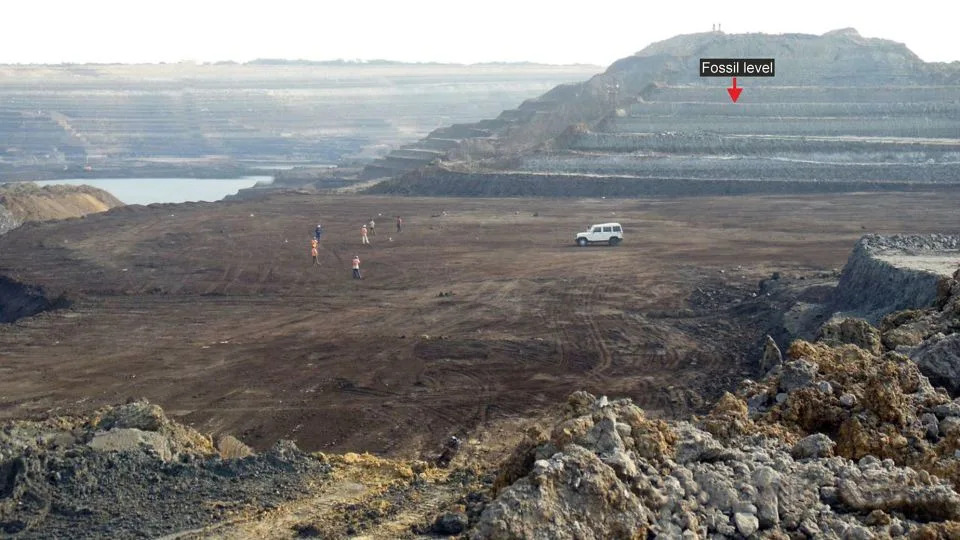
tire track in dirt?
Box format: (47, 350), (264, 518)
(216, 311), (328, 343)
(535, 292), (569, 370)
(413, 352), (494, 431)
(223, 244), (250, 293)
(581, 280), (614, 381)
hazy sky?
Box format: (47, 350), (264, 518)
(3, 0), (957, 65)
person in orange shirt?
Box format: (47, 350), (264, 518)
(310, 238), (320, 265)
(361, 225), (370, 245)
(352, 255), (362, 279)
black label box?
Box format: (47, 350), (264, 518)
(699, 58), (775, 77)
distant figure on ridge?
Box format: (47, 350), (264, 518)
(396, 216), (403, 233)
(352, 255), (362, 279)
(361, 224), (370, 245)
(368, 218), (376, 236)
(311, 238), (320, 266)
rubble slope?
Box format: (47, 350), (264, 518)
(469, 268), (960, 538)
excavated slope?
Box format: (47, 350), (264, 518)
(834, 234), (960, 322)
(367, 29), (960, 197)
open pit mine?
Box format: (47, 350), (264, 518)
(2, 28), (960, 539)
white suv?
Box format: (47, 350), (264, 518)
(576, 222), (623, 246)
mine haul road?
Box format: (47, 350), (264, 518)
(1, 192), (959, 456)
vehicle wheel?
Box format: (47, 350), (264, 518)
(609, 237), (620, 246)
(577, 238), (588, 247)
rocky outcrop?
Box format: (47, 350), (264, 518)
(704, 268), (960, 484)
(833, 234), (960, 323)
(879, 266), (960, 391)
(911, 335), (960, 393)
(0, 182), (123, 235)
(773, 235), (959, 344)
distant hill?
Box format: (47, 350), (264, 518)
(364, 29), (960, 197)
(0, 183), (123, 234)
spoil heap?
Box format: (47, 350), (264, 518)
(0, 401), (328, 538)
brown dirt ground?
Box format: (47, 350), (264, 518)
(1, 192), (959, 458)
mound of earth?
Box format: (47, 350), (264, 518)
(0, 400), (329, 538)
(0, 182), (123, 235)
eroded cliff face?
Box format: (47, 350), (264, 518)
(0, 183), (123, 235)
(833, 235), (960, 322)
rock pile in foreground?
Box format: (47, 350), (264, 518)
(0, 401), (328, 538)
(470, 270), (960, 539)
(471, 391), (959, 539)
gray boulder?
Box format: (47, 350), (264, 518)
(470, 445), (649, 540)
(839, 393), (857, 407)
(939, 416), (960, 436)
(87, 428), (173, 460)
(0, 204), (20, 235)
(734, 512), (759, 536)
(818, 317), (882, 355)
(779, 360), (819, 393)
(791, 433), (836, 459)
(910, 334), (960, 393)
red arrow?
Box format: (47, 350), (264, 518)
(727, 77), (742, 102)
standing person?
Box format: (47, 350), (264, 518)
(361, 224), (370, 245)
(396, 216), (402, 233)
(315, 223), (323, 242)
(352, 255), (362, 279)
(368, 218), (376, 236)
(310, 238), (320, 266)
